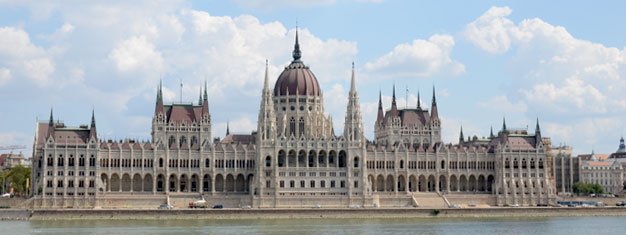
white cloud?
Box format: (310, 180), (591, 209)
(0, 27), (55, 86)
(465, 6), (626, 153)
(109, 35), (164, 72)
(0, 68), (11, 86)
(232, 0), (336, 10)
(478, 95), (527, 113)
(364, 34), (465, 79)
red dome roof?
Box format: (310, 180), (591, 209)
(274, 61), (321, 97)
(273, 28), (321, 97)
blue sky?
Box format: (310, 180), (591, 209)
(1, 0), (626, 157)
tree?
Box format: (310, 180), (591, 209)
(0, 166), (31, 195)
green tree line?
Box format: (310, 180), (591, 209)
(0, 166), (31, 195)
(573, 181), (605, 195)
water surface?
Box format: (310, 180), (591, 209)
(2, 216), (622, 234)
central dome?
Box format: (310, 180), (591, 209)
(273, 30), (321, 97)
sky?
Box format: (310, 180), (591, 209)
(1, 0), (626, 157)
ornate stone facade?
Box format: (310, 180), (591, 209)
(29, 33), (556, 208)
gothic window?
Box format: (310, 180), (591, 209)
(299, 117), (305, 136)
(79, 155), (85, 167)
(338, 151), (346, 168)
(191, 136), (198, 147)
(505, 158), (510, 168)
(513, 158), (518, 168)
(522, 158), (527, 169)
(400, 160), (404, 169)
(538, 159), (544, 169)
(168, 136), (175, 147)
(180, 136), (187, 148)
(289, 117), (296, 136)
(69, 155), (75, 167)
(159, 158), (164, 168)
(58, 155), (64, 167)
(265, 156), (271, 167)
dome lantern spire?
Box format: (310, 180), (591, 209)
(292, 26), (302, 61)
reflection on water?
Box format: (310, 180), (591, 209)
(2, 216), (624, 235)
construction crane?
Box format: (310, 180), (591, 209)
(0, 145), (27, 151)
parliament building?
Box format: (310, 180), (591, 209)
(30, 32), (556, 208)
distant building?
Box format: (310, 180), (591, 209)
(579, 159), (623, 194)
(550, 146), (578, 194)
(0, 152), (27, 170)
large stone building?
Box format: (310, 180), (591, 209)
(29, 33), (556, 208)
(550, 145), (579, 194)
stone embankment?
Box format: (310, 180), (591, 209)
(1, 207), (626, 220)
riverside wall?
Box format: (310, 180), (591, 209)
(2, 207), (626, 220)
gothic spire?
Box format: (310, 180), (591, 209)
(350, 62), (356, 93)
(292, 26), (302, 61)
(430, 85), (439, 120)
(155, 80), (164, 115)
(391, 84), (398, 117)
(203, 80), (208, 101)
(417, 89), (421, 110)
(198, 87), (203, 105)
(90, 109), (96, 129)
(459, 126), (464, 144)
(490, 126), (495, 138)
(226, 121), (230, 136)
(263, 59), (270, 91)
(535, 117), (541, 134)
(377, 89), (384, 125)
(49, 108), (54, 127)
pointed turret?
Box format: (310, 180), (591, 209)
(459, 126), (464, 144)
(391, 84), (398, 117)
(226, 121), (230, 136)
(376, 90), (384, 125)
(416, 89), (421, 110)
(430, 85), (438, 120)
(617, 136), (626, 153)
(89, 109), (97, 139)
(198, 87), (203, 106)
(292, 26), (302, 61)
(263, 59), (270, 91)
(48, 108), (54, 127)
(344, 62), (363, 142)
(155, 80), (164, 115)
(47, 108), (55, 139)
(502, 117), (507, 131)
(535, 118), (541, 135)
(350, 62), (356, 93)
(202, 81), (209, 116)
(490, 126), (495, 139)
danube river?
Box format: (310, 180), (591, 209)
(2, 216), (624, 234)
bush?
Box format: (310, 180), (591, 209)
(432, 209), (440, 216)
(573, 181), (604, 195)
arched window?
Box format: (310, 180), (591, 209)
(299, 117), (305, 137)
(180, 136), (187, 148)
(354, 157), (359, 168)
(205, 159), (210, 168)
(441, 160), (445, 169)
(159, 158), (164, 168)
(399, 160), (404, 169)
(289, 117), (296, 136)
(513, 158), (518, 168)
(191, 136), (198, 147)
(522, 158), (527, 169)
(338, 151), (346, 168)
(168, 136), (175, 147)
(79, 155), (85, 167)
(266, 156), (271, 167)
(530, 158), (535, 169)
(505, 158), (510, 168)
(538, 159), (544, 169)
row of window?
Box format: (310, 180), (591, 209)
(101, 159), (154, 168)
(46, 179), (95, 188)
(274, 179), (358, 189)
(47, 171), (95, 177)
(46, 154), (95, 167)
(504, 158), (544, 169)
(274, 171), (354, 177)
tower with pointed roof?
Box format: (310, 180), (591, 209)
(343, 62), (364, 143)
(374, 85), (442, 148)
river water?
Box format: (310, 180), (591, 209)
(1, 216), (623, 234)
